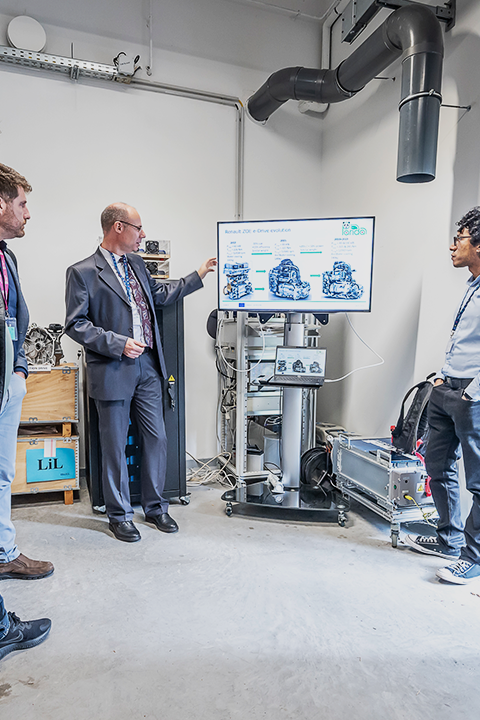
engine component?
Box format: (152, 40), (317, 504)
(223, 262), (253, 300)
(268, 259), (310, 300)
(145, 260), (168, 277)
(322, 261), (363, 300)
(145, 241), (162, 254)
(309, 361), (321, 374)
(24, 324), (55, 365)
(47, 323), (65, 365)
(292, 359), (306, 373)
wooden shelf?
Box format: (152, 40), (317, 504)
(141, 253), (170, 260)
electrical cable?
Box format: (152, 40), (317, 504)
(324, 313), (384, 383)
(186, 451), (236, 488)
(216, 313), (267, 374)
(404, 494), (438, 527)
(264, 460), (281, 474)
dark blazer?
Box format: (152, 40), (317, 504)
(64, 248), (203, 400)
(0, 247), (29, 406)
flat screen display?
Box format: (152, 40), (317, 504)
(275, 346), (326, 380)
(217, 217), (375, 313)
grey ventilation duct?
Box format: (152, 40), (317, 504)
(247, 4), (444, 183)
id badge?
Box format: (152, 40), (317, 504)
(446, 337), (454, 354)
(5, 317), (18, 341)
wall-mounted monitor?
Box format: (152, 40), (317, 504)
(217, 217), (375, 314)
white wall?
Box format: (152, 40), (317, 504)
(315, 0), (480, 436)
(3, 0), (477, 452)
(0, 1), (325, 459)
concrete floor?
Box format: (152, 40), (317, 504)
(1, 485), (479, 719)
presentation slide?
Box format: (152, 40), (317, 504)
(217, 217), (375, 313)
(275, 347), (326, 378)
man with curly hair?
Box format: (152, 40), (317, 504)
(405, 207), (480, 584)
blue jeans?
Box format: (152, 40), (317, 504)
(0, 372), (26, 563)
(0, 594), (9, 640)
(425, 383), (480, 564)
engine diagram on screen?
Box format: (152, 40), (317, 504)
(223, 262), (253, 300)
(269, 259), (310, 300)
(322, 261), (363, 300)
(292, 359), (306, 373)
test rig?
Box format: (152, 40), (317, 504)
(216, 312), (437, 542)
(217, 311), (348, 524)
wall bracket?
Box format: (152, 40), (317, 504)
(341, 0), (455, 44)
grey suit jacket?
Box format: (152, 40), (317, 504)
(64, 248), (203, 400)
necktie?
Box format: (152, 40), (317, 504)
(122, 257), (154, 349)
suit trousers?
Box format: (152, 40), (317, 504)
(94, 351), (168, 522)
(425, 383), (480, 564)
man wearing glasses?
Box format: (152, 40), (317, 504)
(65, 202), (216, 543)
(405, 207), (480, 584)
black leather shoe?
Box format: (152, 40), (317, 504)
(108, 520), (141, 543)
(145, 513), (179, 533)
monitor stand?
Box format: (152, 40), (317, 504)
(281, 313), (304, 503)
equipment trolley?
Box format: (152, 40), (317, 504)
(332, 435), (437, 547)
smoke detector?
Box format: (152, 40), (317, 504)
(7, 16), (47, 52)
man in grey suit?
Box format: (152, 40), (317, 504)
(65, 202), (215, 542)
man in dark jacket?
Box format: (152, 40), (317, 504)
(0, 163), (54, 581)
(0, 163), (52, 660)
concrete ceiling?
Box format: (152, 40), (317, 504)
(231, 0), (336, 20)
(0, 0), (335, 72)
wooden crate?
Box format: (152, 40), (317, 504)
(21, 364), (79, 424)
(13, 435), (80, 504)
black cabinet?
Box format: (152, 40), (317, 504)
(85, 299), (187, 510)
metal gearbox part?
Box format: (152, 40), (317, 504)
(223, 262), (253, 300)
(24, 323), (65, 366)
(268, 259), (310, 300)
(24, 324), (55, 365)
(322, 261), (363, 300)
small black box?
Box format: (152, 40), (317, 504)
(145, 241), (160, 254)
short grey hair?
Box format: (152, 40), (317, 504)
(100, 203), (130, 233)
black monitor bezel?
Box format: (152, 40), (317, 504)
(217, 216), (375, 314)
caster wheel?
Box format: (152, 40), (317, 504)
(338, 511), (346, 527)
(225, 502), (233, 517)
(179, 495), (191, 506)
(391, 532), (399, 548)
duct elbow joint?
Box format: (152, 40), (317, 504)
(247, 67), (302, 122)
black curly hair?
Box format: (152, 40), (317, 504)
(457, 207), (480, 247)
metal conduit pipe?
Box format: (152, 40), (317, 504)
(247, 4), (444, 183)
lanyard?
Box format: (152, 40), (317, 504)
(109, 252), (132, 304)
(0, 251), (9, 310)
(451, 286), (479, 337)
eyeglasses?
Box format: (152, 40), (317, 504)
(117, 220), (143, 232)
(453, 234), (472, 246)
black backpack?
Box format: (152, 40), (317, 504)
(391, 373), (436, 455)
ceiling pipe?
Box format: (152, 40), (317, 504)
(247, 4), (444, 183)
